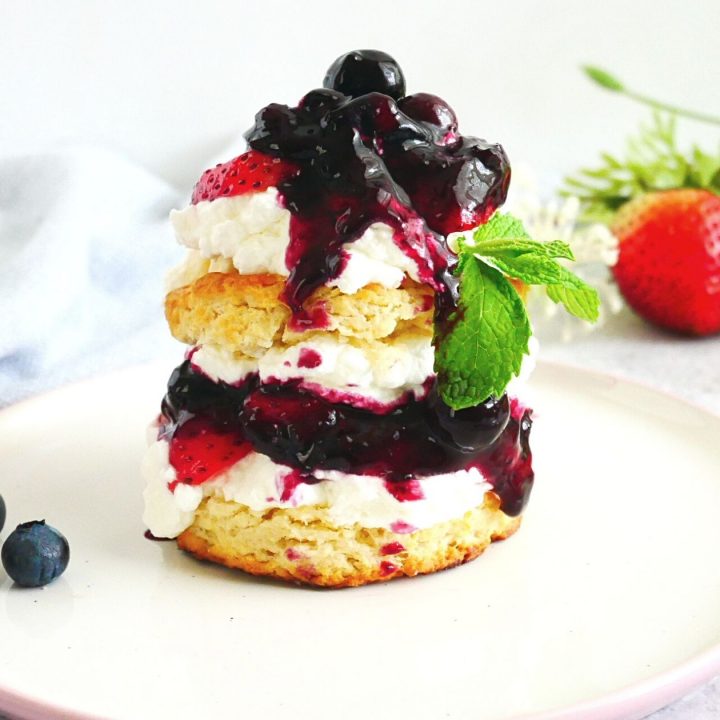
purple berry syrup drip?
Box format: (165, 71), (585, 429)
(161, 361), (533, 516)
(243, 49), (510, 327)
(159, 51), (533, 517)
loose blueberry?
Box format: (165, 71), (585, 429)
(323, 49), (406, 100)
(0, 494), (5, 534)
(1, 520), (70, 587)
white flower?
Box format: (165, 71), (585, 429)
(503, 164), (624, 341)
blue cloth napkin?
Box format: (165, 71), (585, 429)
(0, 146), (186, 406)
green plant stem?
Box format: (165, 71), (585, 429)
(623, 89), (720, 127)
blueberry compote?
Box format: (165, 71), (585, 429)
(160, 362), (534, 517)
(162, 51), (533, 516)
(242, 49), (510, 326)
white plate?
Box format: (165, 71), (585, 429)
(1, 362), (719, 720)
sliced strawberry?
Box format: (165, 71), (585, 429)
(191, 150), (299, 204)
(168, 417), (251, 489)
(611, 189), (720, 336)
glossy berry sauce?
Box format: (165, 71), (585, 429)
(167, 51), (531, 517)
(235, 50), (509, 327)
(160, 361), (533, 516)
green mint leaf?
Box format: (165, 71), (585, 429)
(435, 211), (600, 410)
(583, 65), (625, 92)
(471, 250), (600, 322)
(471, 212), (530, 243)
(539, 240), (576, 260)
(465, 214), (573, 260)
(546, 283), (600, 322)
(483, 253), (569, 285)
(464, 213), (600, 323)
(435, 257), (530, 410)
(467, 236), (575, 262)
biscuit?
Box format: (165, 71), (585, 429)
(177, 491), (520, 588)
(165, 272), (434, 358)
(166, 272), (434, 358)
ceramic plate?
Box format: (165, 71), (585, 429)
(1, 362), (719, 720)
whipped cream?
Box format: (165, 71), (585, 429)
(170, 189), (289, 276)
(142, 438), (201, 538)
(142, 438), (493, 539)
(191, 333), (435, 406)
(168, 190), (423, 292)
(191, 332), (536, 404)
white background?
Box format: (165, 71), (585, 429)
(2, 0), (719, 191)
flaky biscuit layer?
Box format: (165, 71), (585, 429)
(177, 492), (520, 588)
(165, 272), (433, 357)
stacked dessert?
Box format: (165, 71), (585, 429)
(143, 50), (592, 587)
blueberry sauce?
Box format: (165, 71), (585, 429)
(160, 361), (533, 516)
(384, 479), (424, 502)
(278, 469), (321, 502)
(165, 51), (531, 519)
(144, 529), (173, 542)
(239, 50), (509, 326)
(297, 348), (322, 369)
(390, 521), (417, 534)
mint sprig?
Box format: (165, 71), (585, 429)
(435, 253), (530, 410)
(464, 238), (599, 322)
(435, 213), (600, 410)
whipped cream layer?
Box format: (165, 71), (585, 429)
(191, 333), (435, 407)
(169, 189), (422, 293)
(190, 333), (538, 407)
(142, 437), (494, 539)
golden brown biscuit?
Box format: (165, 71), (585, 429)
(177, 492), (520, 588)
(165, 272), (434, 357)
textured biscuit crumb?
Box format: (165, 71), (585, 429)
(177, 492), (521, 588)
(165, 272), (433, 357)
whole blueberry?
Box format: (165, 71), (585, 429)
(298, 88), (347, 117)
(0, 494), (5, 534)
(323, 50), (406, 100)
(398, 93), (458, 134)
(330, 92), (402, 135)
(428, 390), (510, 452)
(2, 520), (69, 587)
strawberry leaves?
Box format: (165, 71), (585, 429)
(565, 113), (720, 221)
(567, 66), (720, 221)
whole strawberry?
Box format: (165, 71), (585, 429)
(567, 68), (720, 335)
(612, 190), (720, 335)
